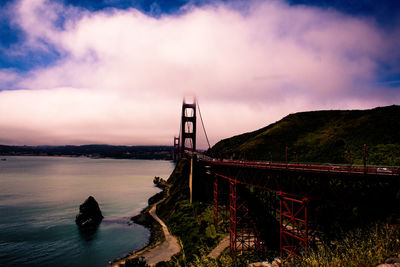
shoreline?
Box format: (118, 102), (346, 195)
(109, 183), (172, 266)
(131, 190), (167, 248)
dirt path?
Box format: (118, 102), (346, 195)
(207, 235), (230, 259)
(141, 203), (180, 265)
(110, 190), (180, 267)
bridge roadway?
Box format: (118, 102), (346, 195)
(203, 159), (399, 175)
(191, 151), (399, 176)
(196, 156), (400, 202)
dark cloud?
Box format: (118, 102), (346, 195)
(287, 0), (400, 26)
(60, 0), (400, 24)
(62, 0), (187, 13)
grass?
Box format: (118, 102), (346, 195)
(287, 223), (400, 267)
(210, 105), (400, 165)
(157, 159), (226, 263)
(159, 222), (400, 266)
(160, 200), (227, 262)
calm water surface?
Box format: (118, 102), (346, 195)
(0, 156), (174, 267)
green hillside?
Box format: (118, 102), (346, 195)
(211, 105), (400, 166)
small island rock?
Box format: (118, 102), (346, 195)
(76, 196), (104, 229)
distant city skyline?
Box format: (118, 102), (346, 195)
(0, 0), (399, 148)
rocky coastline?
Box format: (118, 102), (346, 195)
(109, 176), (171, 266)
(131, 176), (169, 245)
(130, 190), (167, 247)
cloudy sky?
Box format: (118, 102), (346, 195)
(0, 0), (399, 148)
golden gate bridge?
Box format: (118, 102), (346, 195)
(173, 98), (400, 260)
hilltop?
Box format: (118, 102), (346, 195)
(210, 105), (400, 165)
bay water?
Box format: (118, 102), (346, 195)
(0, 156), (174, 266)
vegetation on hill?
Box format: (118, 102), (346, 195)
(288, 222), (400, 267)
(157, 159), (229, 264)
(210, 105), (400, 166)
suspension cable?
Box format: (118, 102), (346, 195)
(196, 98), (211, 149)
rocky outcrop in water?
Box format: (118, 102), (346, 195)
(153, 176), (168, 189)
(76, 196), (103, 229)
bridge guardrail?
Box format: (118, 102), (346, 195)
(199, 158), (400, 177)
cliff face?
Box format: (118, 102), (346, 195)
(156, 159), (227, 262)
(211, 105), (400, 165)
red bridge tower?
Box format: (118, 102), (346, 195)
(180, 99), (197, 154)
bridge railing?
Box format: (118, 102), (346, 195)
(199, 158), (400, 176)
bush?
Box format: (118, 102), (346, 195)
(288, 223), (400, 267)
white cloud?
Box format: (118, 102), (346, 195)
(0, 0), (399, 147)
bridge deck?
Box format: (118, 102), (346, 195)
(200, 159), (400, 177)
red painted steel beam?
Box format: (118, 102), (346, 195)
(213, 175), (218, 229)
(279, 193), (308, 260)
(214, 172), (306, 199)
(229, 180), (237, 260)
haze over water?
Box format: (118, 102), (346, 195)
(0, 156), (174, 267)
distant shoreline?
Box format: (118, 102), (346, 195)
(0, 154), (171, 160)
(0, 144), (173, 160)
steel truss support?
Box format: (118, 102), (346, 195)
(229, 179), (237, 259)
(213, 175), (230, 234)
(214, 175), (218, 229)
(235, 201), (264, 255)
(279, 192), (309, 259)
(211, 173), (228, 230)
(228, 179), (264, 259)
